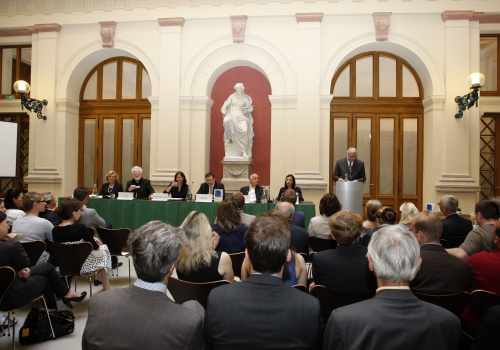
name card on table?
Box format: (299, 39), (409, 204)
(151, 193), (170, 201)
(117, 192), (133, 200)
(196, 194), (213, 202)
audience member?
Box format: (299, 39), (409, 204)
(360, 206), (397, 246)
(73, 187), (108, 230)
(196, 172), (224, 197)
(82, 221), (204, 349)
(4, 188), (25, 226)
(12, 192), (53, 263)
(176, 211), (234, 282)
(447, 200), (498, 260)
(276, 202), (309, 255)
(205, 215), (322, 349)
(0, 199), (5, 213)
(239, 173), (263, 203)
(461, 221), (500, 331)
(53, 198), (111, 292)
(276, 174), (304, 202)
(323, 225), (461, 350)
(126, 166), (154, 199)
(212, 199), (248, 253)
(310, 210), (376, 294)
(439, 195), (473, 242)
(308, 194), (342, 240)
(409, 211), (472, 293)
(99, 170), (123, 197)
(471, 305), (500, 350)
(397, 202), (418, 230)
(362, 199), (381, 237)
(231, 191), (255, 227)
(164, 171), (189, 199)
(38, 192), (62, 225)
(280, 189), (305, 228)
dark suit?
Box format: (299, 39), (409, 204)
(82, 285), (204, 350)
(292, 210), (305, 228)
(333, 158), (366, 182)
(324, 289), (461, 350)
(442, 213), (473, 240)
(99, 182), (124, 197)
(472, 305), (500, 350)
(240, 185), (264, 202)
(126, 177), (154, 199)
(289, 223), (309, 255)
(39, 209), (62, 226)
(205, 274), (322, 349)
(312, 244), (376, 295)
(410, 243), (473, 293)
(197, 181), (225, 195)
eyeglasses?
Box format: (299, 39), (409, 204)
(34, 200), (46, 204)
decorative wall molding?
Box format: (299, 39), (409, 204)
(479, 14), (500, 23)
(294, 171), (327, 190)
(295, 13), (323, 23)
(373, 12), (391, 42)
(158, 17), (185, 27)
(441, 11), (475, 22)
(99, 21), (117, 48)
(435, 173), (480, 193)
(230, 15), (248, 44)
(28, 24), (62, 33)
(0, 27), (31, 37)
(24, 168), (63, 184)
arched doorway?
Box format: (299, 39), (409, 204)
(330, 51), (424, 211)
(78, 57), (152, 189)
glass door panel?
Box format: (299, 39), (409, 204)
(357, 118), (372, 195)
(102, 118), (116, 182)
(142, 118), (151, 179)
(402, 118), (418, 196)
(379, 118), (394, 195)
(122, 118), (135, 176)
(83, 119), (96, 188)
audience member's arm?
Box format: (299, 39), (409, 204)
(218, 252), (234, 282)
(446, 247), (469, 260)
(241, 259), (251, 281)
(296, 253), (307, 286)
(92, 210), (106, 228)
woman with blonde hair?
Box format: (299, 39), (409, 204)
(398, 202), (419, 230)
(99, 170), (123, 197)
(177, 211), (234, 282)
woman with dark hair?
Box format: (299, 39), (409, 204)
(362, 199), (382, 237)
(99, 170), (123, 197)
(176, 211), (234, 282)
(276, 174), (304, 202)
(360, 206), (398, 246)
(4, 188), (25, 226)
(0, 199), (5, 214)
(212, 199), (248, 253)
(164, 171), (189, 199)
(308, 194), (342, 239)
(0, 211), (86, 310)
(53, 198), (111, 292)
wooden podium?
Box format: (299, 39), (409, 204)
(335, 182), (363, 216)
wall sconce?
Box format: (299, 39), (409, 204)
(454, 73), (485, 119)
(13, 80), (48, 120)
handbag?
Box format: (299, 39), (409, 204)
(19, 307), (75, 345)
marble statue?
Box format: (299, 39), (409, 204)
(221, 83), (254, 159)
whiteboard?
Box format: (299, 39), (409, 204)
(0, 121), (18, 177)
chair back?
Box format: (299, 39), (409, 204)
(308, 237), (337, 252)
(292, 284), (309, 293)
(470, 290), (500, 318)
(0, 267), (16, 311)
(413, 291), (470, 317)
(440, 236), (467, 249)
(21, 241), (46, 267)
(46, 240), (93, 277)
(310, 285), (373, 323)
(167, 277), (230, 309)
(96, 226), (131, 256)
(229, 252), (245, 279)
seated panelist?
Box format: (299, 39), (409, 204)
(276, 174), (304, 202)
(196, 172), (224, 197)
(99, 170), (123, 197)
(164, 171), (189, 199)
(126, 166), (154, 199)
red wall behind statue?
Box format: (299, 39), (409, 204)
(210, 67), (272, 185)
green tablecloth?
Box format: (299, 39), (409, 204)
(86, 198), (315, 231)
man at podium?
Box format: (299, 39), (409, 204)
(333, 147), (366, 183)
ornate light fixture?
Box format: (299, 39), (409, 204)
(454, 73), (485, 119)
(13, 80), (48, 120)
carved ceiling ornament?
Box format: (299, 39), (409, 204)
(100, 21), (117, 48)
(295, 13), (323, 23)
(373, 12), (391, 42)
(158, 18), (185, 27)
(230, 16), (247, 44)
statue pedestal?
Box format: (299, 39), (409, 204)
(221, 159), (253, 196)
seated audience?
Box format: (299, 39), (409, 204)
(439, 195), (473, 242)
(12, 192), (54, 263)
(4, 188), (25, 226)
(38, 192), (62, 225)
(239, 173), (263, 203)
(362, 199), (381, 237)
(448, 200), (498, 260)
(99, 170), (124, 197)
(196, 172), (224, 197)
(323, 225), (461, 350)
(276, 174), (304, 202)
(73, 187), (108, 230)
(308, 194), (342, 240)
(83, 221), (204, 350)
(53, 198), (111, 292)
(0, 211), (86, 311)
(231, 192), (255, 227)
(360, 206), (397, 246)
(397, 202), (418, 230)
(281, 189), (305, 228)
(409, 211), (472, 293)
(311, 210), (376, 294)
(126, 166), (154, 199)
(472, 305), (500, 350)
(164, 171), (189, 199)
(0, 199), (4, 213)
(461, 221), (500, 331)
(212, 199), (248, 254)
(176, 211), (234, 282)
(276, 202), (309, 255)
(205, 214), (322, 349)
